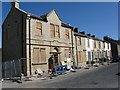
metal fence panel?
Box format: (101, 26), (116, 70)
(2, 59), (22, 78)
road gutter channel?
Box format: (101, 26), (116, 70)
(2, 62), (115, 85)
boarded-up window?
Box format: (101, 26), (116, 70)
(78, 51), (82, 63)
(68, 49), (71, 58)
(33, 48), (46, 63)
(65, 30), (69, 39)
(40, 48), (46, 63)
(65, 49), (71, 58)
(33, 48), (39, 63)
(83, 51), (86, 62)
(35, 22), (42, 36)
(50, 24), (55, 38)
(55, 25), (60, 38)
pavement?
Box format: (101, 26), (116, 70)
(2, 62), (119, 88)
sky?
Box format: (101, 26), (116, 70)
(1, 2), (118, 48)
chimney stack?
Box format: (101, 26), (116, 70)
(87, 34), (91, 36)
(80, 32), (85, 34)
(91, 35), (95, 37)
(74, 28), (78, 32)
(11, 0), (19, 8)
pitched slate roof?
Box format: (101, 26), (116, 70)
(30, 14), (48, 22)
(104, 36), (119, 44)
(74, 32), (87, 37)
(92, 37), (103, 42)
(74, 31), (104, 41)
(15, 7), (73, 29)
(61, 23), (73, 29)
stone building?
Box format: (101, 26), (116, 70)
(2, 1), (76, 77)
(91, 36), (111, 61)
(92, 36), (104, 60)
(85, 34), (94, 63)
(74, 30), (87, 67)
(103, 41), (111, 58)
(73, 30), (111, 65)
(104, 36), (119, 58)
(2, 1), (112, 78)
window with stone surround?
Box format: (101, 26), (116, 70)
(65, 29), (69, 39)
(55, 25), (60, 38)
(78, 37), (81, 46)
(35, 22), (42, 36)
(40, 48), (46, 63)
(99, 42), (101, 49)
(94, 40), (96, 48)
(33, 48), (39, 63)
(78, 51), (82, 63)
(103, 43), (105, 49)
(50, 24), (60, 38)
(64, 49), (71, 58)
(108, 43), (109, 49)
(33, 48), (46, 63)
(50, 24), (55, 38)
(88, 38), (90, 47)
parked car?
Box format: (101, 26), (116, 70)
(112, 56), (120, 62)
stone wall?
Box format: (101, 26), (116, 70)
(2, 6), (27, 77)
(25, 10), (74, 75)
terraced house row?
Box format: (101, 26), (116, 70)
(2, 1), (111, 77)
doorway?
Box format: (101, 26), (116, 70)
(48, 47), (60, 69)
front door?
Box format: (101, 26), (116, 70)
(48, 54), (58, 69)
(48, 56), (54, 69)
(54, 55), (58, 66)
(78, 51), (82, 63)
(83, 51), (86, 62)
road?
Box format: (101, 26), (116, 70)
(2, 62), (119, 88)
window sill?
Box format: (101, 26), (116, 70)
(32, 62), (47, 65)
(35, 35), (43, 37)
(51, 37), (60, 39)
